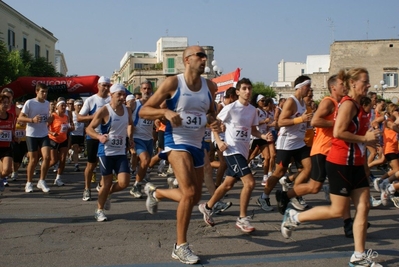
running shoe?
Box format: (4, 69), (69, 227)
(53, 178), (65, 186)
(290, 196), (308, 211)
(235, 216), (255, 233)
(279, 176), (292, 192)
(82, 189), (91, 201)
(213, 201), (232, 214)
(349, 249), (382, 267)
(370, 196), (382, 207)
(198, 203), (215, 226)
(25, 182), (33, 193)
(91, 173), (96, 183)
(281, 208), (299, 238)
(94, 209), (107, 222)
(10, 172), (18, 181)
(37, 180), (50, 193)
(130, 184), (142, 198)
(96, 183), (101, 192)
(256, 197), (273, 212)
(158, 172), (168, 177)
(171, 243), (199, 264)
(167, 177), (176, 189)
(144, 182), (158, 214)
(261, 175), (268, 186)
(373, 177), (381, 192)
(74, 165), (80, 172)
(391, 196), (399, 208)
(275, 190), (290, 215)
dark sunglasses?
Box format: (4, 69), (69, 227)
(259, 99), (266, 102)
(187, 52), (207, 59)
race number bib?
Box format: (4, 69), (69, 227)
(234, 126), (250, 142)
(299, 123), (306, 132)
(139, 119), (153, 127)
(15, 130), (26, 138)
(204, 128), (211, 142)
(39, 114), (48, 123)
(0, 130), (12, 141)
(60, 124), (69, 133)
(108, 135), (124, 148)
(181, 111), (206, 130)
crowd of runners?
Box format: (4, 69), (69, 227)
(1, 45), (396, 266)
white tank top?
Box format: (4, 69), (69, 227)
(98, 104), (128, 156)
(132, 100), (154, 141)
(164, 74), (212, 149)
(275, 95), (306, 150)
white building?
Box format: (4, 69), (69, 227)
(0, 1), (66, 74)
(306, 55), (330, 74)
(277, 59), (306, 82)
(55, 50), (68, 76)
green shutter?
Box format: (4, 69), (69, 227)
(167, 58), (175, 68)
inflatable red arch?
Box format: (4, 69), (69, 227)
(0, 75), (101, 99)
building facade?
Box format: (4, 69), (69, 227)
(273, 39), (399, 102)
(0, 1), (63, 73)
(112, 37), (215, 92)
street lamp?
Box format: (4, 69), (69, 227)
(374, 80), (388, 99)
(205, 60), (223, 78)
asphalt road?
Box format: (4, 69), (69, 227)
(1, 161), (398, 267)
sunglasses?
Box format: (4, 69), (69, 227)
(187, 52), (208, 59)
(259, 99), (266, 102)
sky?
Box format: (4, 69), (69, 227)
(7, 0), (399, 85)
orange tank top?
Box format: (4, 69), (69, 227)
(310, 97), (337, 156)
(48, 112), (69, 143)
(383, 119), (398, 155)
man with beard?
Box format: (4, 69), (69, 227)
(129, 80), (156, 198)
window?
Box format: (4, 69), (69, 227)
(167, 58), (175, 69)
(46, 49), (49, 62)
(35, 44), (41, 58)
(383, 73), (398, 88)
(134, 63), (143, 69)
(23, 37), (27, 51)
(8, 29), (15, 51)
(301, 69), (304, 75)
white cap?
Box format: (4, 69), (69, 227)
(256, 94), (265, 103)
(98, 76), (110, 84)
(126, 95), (135, 102)
(110, 83), (126, 94)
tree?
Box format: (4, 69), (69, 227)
(0, 41), (61, 87)
(0, 41), (13, 85)
(252, 82), (276, 98)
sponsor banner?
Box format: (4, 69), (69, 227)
(213, 68), (240, 102)
(212, 68), (240, 94)
(0, 76), (101, 98)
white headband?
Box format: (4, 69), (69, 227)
(256, 94), (265, 103)
(56, 100), (65, 107)
(110, 84), (126, 94)
(294, 79), (311, 89)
